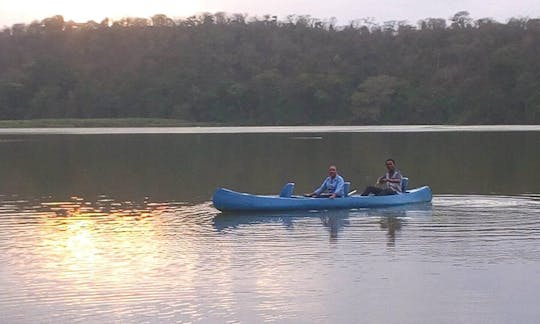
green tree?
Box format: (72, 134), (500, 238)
(350, 75), (404, 124)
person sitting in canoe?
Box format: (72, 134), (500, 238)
(361, 158), (403, 196)
(305, 165), (345, 199)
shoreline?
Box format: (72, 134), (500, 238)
(0, 124), (539, 135)
(0, 118), (218, 128)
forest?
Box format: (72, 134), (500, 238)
(0, 11), (539, 125)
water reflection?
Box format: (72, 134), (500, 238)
(2, 195), (540, 323)
(319, 210), (351, 242)
(0, 127), (539, 322)
(378, 217), (404, 247)
(213, 203), (433, 245)
(213, 210), (353, 242)
(366, 203), (433, 246)
(12, 198), (166, 290)
(212, 213), (296, 231)
(1, 196), (217, 319)
(1, 131), (539, 200)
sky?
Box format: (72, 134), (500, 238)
(1, 0), (540, 27)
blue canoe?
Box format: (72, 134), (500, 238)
(212, 181), (432, 212)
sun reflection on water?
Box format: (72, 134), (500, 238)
(65, 220), (97, 264)
(7, 196), (202, 306)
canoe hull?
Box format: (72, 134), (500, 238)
(212, 186), (432, 212)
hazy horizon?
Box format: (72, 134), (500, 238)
(2, 0), (540, 28)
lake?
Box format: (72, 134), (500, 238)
(0, 126), (539, 323)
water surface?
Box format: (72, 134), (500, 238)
(0, 127), (539, 323)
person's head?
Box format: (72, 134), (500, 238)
(328, 165), (338, 178)
(385, 159), (396, 171)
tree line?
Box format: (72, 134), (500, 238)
(0, 11), (539, 124)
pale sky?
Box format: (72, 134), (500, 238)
(1, 0), (540, 27)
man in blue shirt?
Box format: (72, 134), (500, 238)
(306, 165), (345, 199)
(361, 158), (403, 196)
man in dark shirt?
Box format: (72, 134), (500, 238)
(361, 159), (403, 196)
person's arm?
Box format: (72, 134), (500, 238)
(331, 176), (345, 198)
(314, 178), (328, 195)
(306, 177), (328, 196)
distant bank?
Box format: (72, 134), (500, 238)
(0, 118), (216, 128)
(0, 123), (539, 135)
(2, 13), (540, 125)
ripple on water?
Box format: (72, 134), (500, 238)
(0, 194), (539, 323)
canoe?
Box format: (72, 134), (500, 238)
(212, 183), (432, 212)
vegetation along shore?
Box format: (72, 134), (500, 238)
(1, 11), (539, 125)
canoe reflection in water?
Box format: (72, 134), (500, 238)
(212, 202), (432, 244)
(212, 209), (351, 242)
(212, 211), (309, 231)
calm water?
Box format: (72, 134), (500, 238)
(0, 127), (539, 323)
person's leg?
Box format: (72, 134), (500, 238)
(375, 189), (397, 196)
(361, 186), (382, 196)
